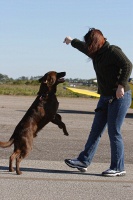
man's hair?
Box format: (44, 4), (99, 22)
(84, 28), (106, 59)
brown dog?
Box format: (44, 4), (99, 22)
(0, 71), (68, 175)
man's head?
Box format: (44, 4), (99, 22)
(84, 28), (106, 59)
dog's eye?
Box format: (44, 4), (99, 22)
(49, 77), (53, 82)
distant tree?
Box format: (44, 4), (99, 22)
(17, 76), (29, 81)
(0, 73), (10, 82)
(30, 76), (42, 81)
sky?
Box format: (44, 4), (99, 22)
(0, 0), (133, 79)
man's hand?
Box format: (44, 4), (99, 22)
(63, 36), (72, 45)
(116, 85), (124, 99)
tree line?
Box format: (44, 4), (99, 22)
(0, 73), (97, 86)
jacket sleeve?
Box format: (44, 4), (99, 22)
(113, 47), (132, 87)
(71, 39), (88, 56)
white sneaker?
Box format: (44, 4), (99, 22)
(77, 167), (87, 172)
(102, 169), (126, 177)
(65, 158), (87, 172)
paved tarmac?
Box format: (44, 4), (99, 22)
(0, 95), (133, 200)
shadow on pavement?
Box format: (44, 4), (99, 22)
(16, 109), (133, 118)
(0, 166), (101, 177)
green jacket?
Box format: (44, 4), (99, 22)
(71, 39), (132, 96)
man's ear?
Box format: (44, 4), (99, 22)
(38, 73), (48, 83)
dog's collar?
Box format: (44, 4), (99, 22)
(39, 91), (55, 101)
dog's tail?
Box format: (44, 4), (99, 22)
(0, 138), (14, 148)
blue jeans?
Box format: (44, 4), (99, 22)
(78, 90), (131, 171)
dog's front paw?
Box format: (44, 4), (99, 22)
(64, 132), (69, 136)
(16, 170), (22, 175)
(9, 167), (15, 172)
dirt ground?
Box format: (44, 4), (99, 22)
(0, 95), (133, 164)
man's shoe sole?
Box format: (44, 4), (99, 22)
(77, 168), (87, 172)
(102, 171), (126, 177)
(65, 159), (87, 172)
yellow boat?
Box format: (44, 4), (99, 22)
(129, 82), (133, 108)
(66, 84), (133, 109)
(66, 87), (100, 98)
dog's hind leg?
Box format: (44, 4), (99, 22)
(16, 155), (23, 175)
(51, 114), (69, 136)
(16, 150), (30, 175)
(9, 150), (21, 172)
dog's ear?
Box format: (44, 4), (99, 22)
(38, 73), (48, 83)
(57, 72), (66, 79)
